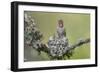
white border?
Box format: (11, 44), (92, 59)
(18, 5), (95, 68)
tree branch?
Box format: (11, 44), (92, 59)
(69, 38), (90, 50)
(63, 38), (90, 59)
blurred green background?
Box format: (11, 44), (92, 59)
(24, 11), (90, 61)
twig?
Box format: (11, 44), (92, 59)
(69, 38), (90, 50)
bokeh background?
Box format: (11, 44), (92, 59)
(24, 11), (90, 61)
